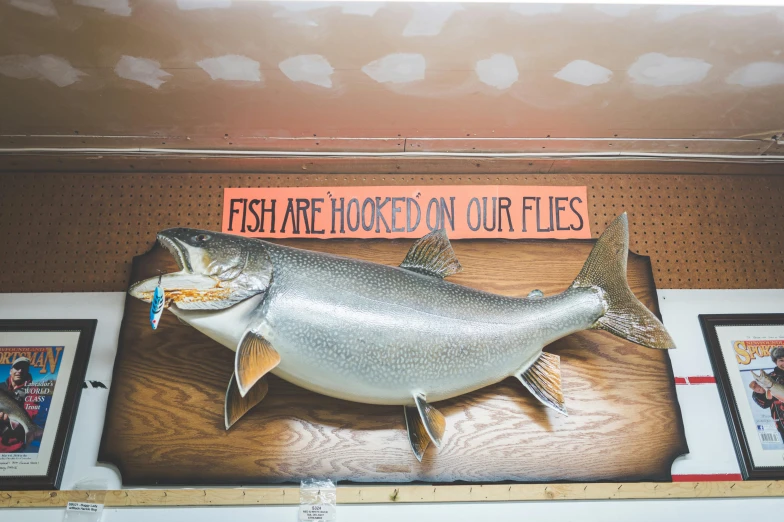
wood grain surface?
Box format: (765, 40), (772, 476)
(99, 237), (687, 485)
(5, 480), (784, 508)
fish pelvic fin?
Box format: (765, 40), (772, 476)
(225, 373), (268, 430)
(572, 213), (676, 350)
(400, 228), (462, 279)
(404, 405), (431, 462)
(413, 393), (446, 449)
(235, 330), (280, 397)
(516, 352), (567, 416)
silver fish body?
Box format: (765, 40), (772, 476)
(129, 213), (676, 460)
(255, 243), (603, 405)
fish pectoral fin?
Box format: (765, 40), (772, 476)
(404, 405), (431, 462)
(516, 352), (568, 416)
(413, 393), (446, 448)
(399, 228), (462, 279)
(235, 330), (280, 397)
(225, 373), (269, 429)
(528, 289), (544, 298)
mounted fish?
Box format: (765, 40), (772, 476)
(129, 213), (675, 461)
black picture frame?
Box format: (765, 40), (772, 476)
(699, 314), (784, 480)
(0, 319), (96, 490)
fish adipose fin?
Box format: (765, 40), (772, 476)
(235, 331), (281, 397)
(516, 352), (567, 416)
(400, 229), (462, 279)
(404, 405), (431, 462)
(572, 213), (676, 350)
(225, 374), (268, 429)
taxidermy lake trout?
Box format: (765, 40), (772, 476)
(129, 212), (675, 461)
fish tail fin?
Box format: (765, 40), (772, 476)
(25, 425), (43, 446)
(571, 213), (676, 350)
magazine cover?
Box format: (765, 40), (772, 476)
(735, 340), (784, 451)
(715, 325), (784, 470)
(0, 346), (63, 454)
(0, 330), (79, 480)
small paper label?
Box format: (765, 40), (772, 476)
(299, 504), (336, 521)
(66, 503), (102, 513)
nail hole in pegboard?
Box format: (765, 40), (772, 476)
(0, 173), (782, 292)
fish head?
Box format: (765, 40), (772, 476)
(129, 228), (272, 310)
(751, 369), (773, 388)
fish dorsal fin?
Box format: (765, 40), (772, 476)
(404, 405), (431, 462)
(225, 373), (268, 429)
(516, 352), (567, 416)
(413, 393), (446, 449)
(400, 229), (462, 279)
(235, 331), (280, 397)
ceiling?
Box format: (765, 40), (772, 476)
(0, 2), (783, 157)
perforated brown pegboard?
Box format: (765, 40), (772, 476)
(0, 172), (782, 292)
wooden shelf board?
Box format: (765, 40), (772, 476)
(3, 482), (784, 508)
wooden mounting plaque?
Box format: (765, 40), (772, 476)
(99, 237), (687, 485)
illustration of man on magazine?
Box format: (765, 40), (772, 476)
(750, 346), (784, 444)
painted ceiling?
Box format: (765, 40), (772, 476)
(0, 1), (783, 152)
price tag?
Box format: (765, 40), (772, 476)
(64, 501), (104, 521)
(66, 502), (102, 514)
(299, 504), (336, 521)
(299, 478), (336, 522)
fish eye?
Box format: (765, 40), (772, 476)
(194, 234), (210, 243)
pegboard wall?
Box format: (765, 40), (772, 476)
(0, 172), (782, 292)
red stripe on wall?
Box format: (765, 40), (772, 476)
(674, 376), (716, 385)
(672, 474), (743, 482)
(687, 376), (717, 384)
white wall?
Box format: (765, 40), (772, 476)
(661, 289), (784, 478)
(7, 497), (784, 522)
(1, 290), (783, 520)
(0, 293), (126, 491)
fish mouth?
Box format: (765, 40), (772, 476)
(128, 235), (220, 306)
(157, 234), (189, 273)
(129, 232), (253, 310)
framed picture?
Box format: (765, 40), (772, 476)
(700, 314), (784, 480)
(0, 319), (96, 490)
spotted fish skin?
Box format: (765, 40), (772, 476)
(258, 242), (603, 405)
(128, 213), (676, 442)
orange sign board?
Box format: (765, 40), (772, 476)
(223, 186), (590, 239)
